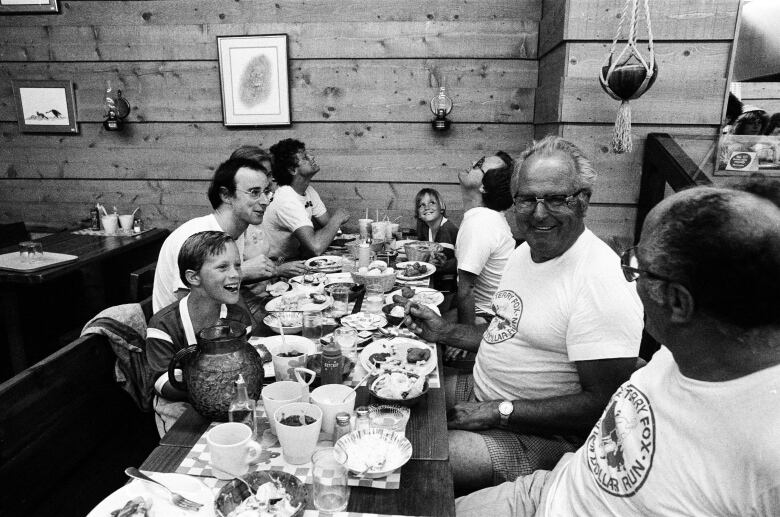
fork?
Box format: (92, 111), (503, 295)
(125, 467), (203, 511)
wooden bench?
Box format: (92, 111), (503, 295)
(0, 300), (158, 517)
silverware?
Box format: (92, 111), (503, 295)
(342, 370), (374, 402)
(124, 467), (203, 511)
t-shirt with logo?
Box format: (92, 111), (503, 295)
(538, 346), (780, 516)
(472, 228), (643, 402)
(261, 185), (327, 260)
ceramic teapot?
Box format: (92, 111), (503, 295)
(168, 320), (263, 421)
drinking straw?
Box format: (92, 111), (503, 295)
(132, 207), (140, 216)
(278, 319), (288, 349)
(376, 209), (379, 221)
(365, 208), (368, 218)
(112, 206), (118, 214)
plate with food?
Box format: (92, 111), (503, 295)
(214, 471), (307, 517)
(289, 271), (327, 286)
(87, 472), (215, 517)
(359, 337), (436, 377)
(395, 261), (436, 281)
(386, 286), (444, 306)
(368, 371), (430, 407)
(340, 311), (388, 331)
(335, 428), (412, 479)
(263, 312), (303, 334)
(304, 255), (343, 272)
(265, 290), (332, 312)
(266, 280), (291, 297)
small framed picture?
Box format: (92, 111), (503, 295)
(217, 34), (291, 127)
(12, 80), (78, 134)
(0, 0), (59, 14)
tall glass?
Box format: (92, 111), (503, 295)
(334, 326), (358, 361)
(312, 447), (350, 512)
(331, 285), (350, 317)
(363, 284), (384, 314)
(302, 311), (323, 342)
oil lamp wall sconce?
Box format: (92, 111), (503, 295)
(430, 84), (453, 132)
(103, 81), (130, 131)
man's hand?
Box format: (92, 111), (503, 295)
(276, 260), (307, 278)
(396, 300), (449, 343)
(447, 401), (500, 430)
(430, 251), (447, 267)
(241, 254), (277, 280)
(444, 347), (468, 361)
(332, 208), (351, 226)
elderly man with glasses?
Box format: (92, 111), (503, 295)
(402, 136), (643, 494)
(456, 181), (780, 517)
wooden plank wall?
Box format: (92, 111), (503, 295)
(737, 82), (780, 117)
(536, 0), (739, 242)
(0, 0), (548, 239)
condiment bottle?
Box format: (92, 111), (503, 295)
(320, 341), (343, 385)
(355, 406), (370, 431)
(90, 206), (100, 230)
(228, 374), (256, 433)
(334, 412), (352, 442)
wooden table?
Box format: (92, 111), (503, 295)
(143, 350), (455, 516)
(0, 228), (168, 375)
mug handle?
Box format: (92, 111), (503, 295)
(246, 439), (263, 465)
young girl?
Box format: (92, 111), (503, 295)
(414, 188), (458, 296)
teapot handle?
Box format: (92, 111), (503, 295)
(168, 345), (197, 392)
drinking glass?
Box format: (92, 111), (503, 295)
(340, 253), (357, 273)
(331, 285), (350, 317)
(334, 326), (358, 360)
(364, 285), (384, 314)
(312, 447), (350, 513)
(18, 241), (43, 263)
(302, 310), (323, 342)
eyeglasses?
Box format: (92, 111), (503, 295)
(513, 189), (587, 212)
(237, 188), (273, 201)
(469, 156), (486, 174)
(619, 247), (675, 283)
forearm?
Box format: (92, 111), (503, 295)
(301, 221), (341, 256)
(440, 321), (486, 351)
(501, 391), (611, 435)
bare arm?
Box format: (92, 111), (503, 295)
(293, 208), (350, 257)
(448, 357), (637, 435)
(402, 300), (486, 351)
(456, 269), (479, 325)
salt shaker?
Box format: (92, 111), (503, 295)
(355, 406), (370, 431)
(334, 412), (352, 442)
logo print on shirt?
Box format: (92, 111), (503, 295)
(483, 290), (522, 344)
(586, 383), (656, 497)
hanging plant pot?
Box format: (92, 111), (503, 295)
(600, 61), (658, 101)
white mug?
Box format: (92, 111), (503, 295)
(206, 422), (262, 480)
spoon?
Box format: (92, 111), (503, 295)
(342, 369), (375, 402)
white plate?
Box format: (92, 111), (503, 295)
(289, 273), (327, 287)
(340, 312), (388, 331)
(385, 287), (444, 307)
(265, 291), (332, 312)
(395, 261), (436, 281)
(86, 472), (215, 517)
(263, 313), (303, 334)
(304, 255), (343, 272)
(359, 338), (436, 377)
(335, 428), (412, 479)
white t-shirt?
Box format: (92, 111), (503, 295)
(260, 185), (327, 259)
(473, 228), (643, 402)
(455, 207), (515, 315)
(539, 346), (780, 516)
(151, 214), (245, 313)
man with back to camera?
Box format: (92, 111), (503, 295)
(456, 181), (780, 516)
(402, 136), (644, 494)
(261, 139), (350, 260)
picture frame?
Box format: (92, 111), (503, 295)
(217, 34), (291, 127)
(0, 0), (59, 14)
(12, 80), (79, 134)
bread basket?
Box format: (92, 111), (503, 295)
(351, 270), (397, 292)
(403, 241), (432, 262)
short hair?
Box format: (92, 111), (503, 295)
(178, 231), (235, 287)
(229, 146), (272, 172)
(206, 157), (267, 209)
(764, 113), (780, 136)
(481, 151), (515, 211)
(513, 135), (597, 194)
(729, 173), (780, 207)
(732, 110), (768, 135)
(269, 138), (305, 186)
(414, 188), (447, 220)
(650, 187), (780, 328)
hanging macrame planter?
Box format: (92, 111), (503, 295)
(599, 0), (658, 153)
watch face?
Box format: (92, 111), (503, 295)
(499, 401), (513, 416)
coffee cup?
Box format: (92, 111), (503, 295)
(206, 422), (262, 480)
(260, 381), (303, 435)
(310, 384), (357, 436)
(274, 402), (323, 464)
(101, 214), (119, 234)
(265, 335), (317, 381)
(119, 214), (135, 233)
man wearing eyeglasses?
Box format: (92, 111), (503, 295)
(261, 139), (350, 260)
(403, 136), (643, 494)
(153, 157), (280, 313)
(456, 183), (780, 516)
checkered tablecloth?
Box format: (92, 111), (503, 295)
(345, 343), (440, 389)
(176, 410), (402, 489)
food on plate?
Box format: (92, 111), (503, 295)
(341, 312), (386, 331)
(279, 414), (317, 426)
(274, 290), (328, 311)
(386, 326), (415, 338)
(372, 371), (426, 400)
(266, 312), (302, 328)
(226, 480), (299, 517)
(406, 347), (431, 363)
(369, 352), (392, 367)
(389, 305), (405, 318)
(402, 262), (428, 277)
(266, 280), (290, 296)
(400, 286), (415, 298)
(308, 257), (340, 269)
(367, 268), (381, 276)
(110, 497), (151, 517)
(302, 272), (326, 284)
(309, 292), (328, 304)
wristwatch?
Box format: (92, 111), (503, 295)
(498, 400), (514, 427)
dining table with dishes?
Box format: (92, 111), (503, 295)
(91, 237), (456, 517)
